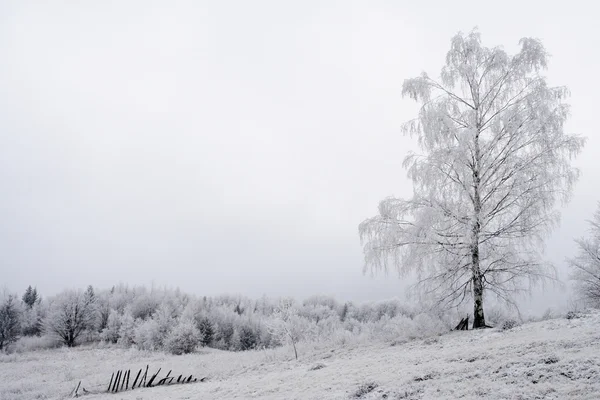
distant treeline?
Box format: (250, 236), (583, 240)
(1, 284), (476, 355)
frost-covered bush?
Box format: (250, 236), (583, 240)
(377, 315), (416, 342)
(134, 319), (162, 351)
(330, 329), (355, 346)
(501, 319), (520, 331)
(299, 304), (338, 324)
(238, 324), (257, 351)
(129, 293), (160, 320)
(117, 310), (136, 346)
(541, 308), (558, 321)
(313, 315), (343, 341)
(485, 305), (509, 327)
(100, 309), (121, 343)
(164, 319), (200, 355)
(566, 311), (580, 320)
(412, 313), (448, 338)
(20, 302), (45, 337)
(214, 320), (235, 350)
(134, 304), (176, 351)
(10, 335), (61, 353)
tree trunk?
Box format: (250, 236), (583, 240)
(292, 339), (298, 360)
(471, 185), (486, 328)
(471, 118), (486, 329)
(472, 263), (486, 328)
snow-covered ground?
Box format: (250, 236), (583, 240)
(1, 310), (599, 400)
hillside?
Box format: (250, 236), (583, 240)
(1, 310), (599, 400)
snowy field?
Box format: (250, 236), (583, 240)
(1, 310), (599, 400)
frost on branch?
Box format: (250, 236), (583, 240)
(44, 289), (98, 347)
(267, 298), (308, 360)
(359, 29), (585, 328)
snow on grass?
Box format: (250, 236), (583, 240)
(1, 310), (599, 399)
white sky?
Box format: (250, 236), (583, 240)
(1, 0), (598, 313)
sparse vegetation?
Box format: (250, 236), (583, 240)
(353, 381), (378, 398)
(501, 319), (520, 331)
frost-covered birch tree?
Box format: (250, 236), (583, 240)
(359, 30), (585, 328)
(267, 299), (306, 360)
(569, 203), (600, 307)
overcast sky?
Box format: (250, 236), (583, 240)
(0, 0), (597, 313)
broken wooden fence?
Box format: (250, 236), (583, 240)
(106, 365), (199, 393)
(70, 365), (203, 397)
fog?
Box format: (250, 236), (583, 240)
(1, 0), (598, 313)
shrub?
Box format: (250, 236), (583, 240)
(130, 294), (160, 320)
(541, 308), (558, 321)
(20, 304), (44, 337)
(165, 319), (200, 355)
(134, 319), (162, 351)
(501, 319), (519, 331)
(117, 310), (136, 346)
(134, 304), (175, 351)
(100, 309), (121, 343)
(353, 381), (378, 398)
(238, 325), (257, 351)
(566, 311), (580, 320)
(412, 313), (448, 338)
(215, 321), (235, 349)
(10, 335), (60, 353)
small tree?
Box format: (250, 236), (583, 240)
(267, 299), (305, 359)
(238, 325), (257, 351)
(21, 302), (44, 336)
(0, 293), (21, 351)
(339, 302), (349, 322)
(359, 30), (585, 328)
(215, 320), (234, 350)
(569, 203), (600, 307)
(44, 290), (98, 347)
(22, 286), (39, 309)
(198, 317), (214, 346)
(117, 309), (136, 346)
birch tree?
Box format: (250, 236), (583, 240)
(359, 30), (585, 328)
(569, 203), (600, 307)
(267, 299), (306, 360)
